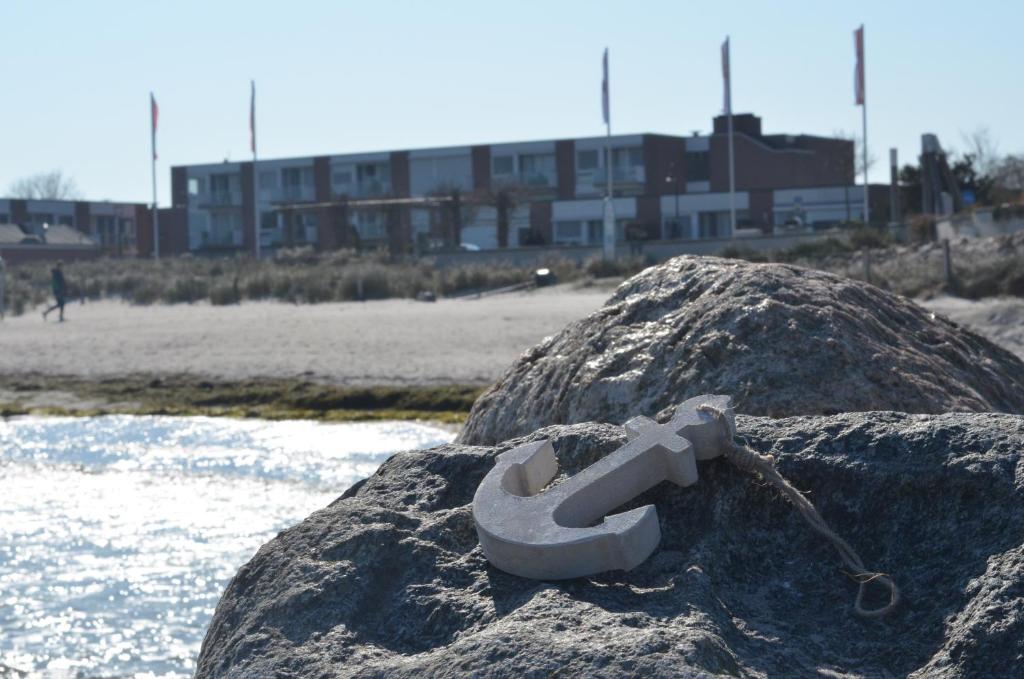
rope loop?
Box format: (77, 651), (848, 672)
(696, 402), (899, 619)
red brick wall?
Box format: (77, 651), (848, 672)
(136, 206), (189, 258)
(313, 156), (333, 251)
(0, 245), (100, 265)
(135, 205), (153, 256)
(313, 156), (332, 201)
(713, 114), (762, 136)
(555, 140), (575, 200)
(171, 167), (189, 208)
(529, 201), (553, 245)
(389, 151), (410, 198)
(10, 200), (27, 225)
(710, 133), (853, 192)
(643, 135), (686, 196)
(748, 190), (773, 232)
(635, 194), (662, 239)
(74, 202), (91, 235)
(387, 204), (411, 255)
(471, 145), (491, 194)
(316, 203), (353, 251)
(240, 162), (256, 256)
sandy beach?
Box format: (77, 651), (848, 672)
(0, 285), (612, 386)
(920, 295), (1024, 361)
(2, 284), (1021, 419)
(3, 287), (1021, 385)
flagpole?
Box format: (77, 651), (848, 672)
(602, 48), (615, 261)
(150, 92), (160, 260)
(605, 107), (613, 251)
(725, 37), (736, 238)
(860, 26), (869, 226)
(251, 80), (260, 259)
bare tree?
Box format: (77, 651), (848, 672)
(960, 127), (1000, 176)
(7, 170), (82, 200)
(992, 154), (1024, 202)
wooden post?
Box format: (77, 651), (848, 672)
(451, 189), (463, 247)
(942, 238), (953, 288)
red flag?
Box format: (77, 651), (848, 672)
(721, 37), (731, 114)
(249, 80), (256, 155)
(601, 48), (610, 126)
(150, 93), (159, 160)
(854, 25), (865, 106)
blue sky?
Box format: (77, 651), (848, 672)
(1, 0), (1020, 204)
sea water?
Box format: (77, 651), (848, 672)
(0, 415), (455, 678)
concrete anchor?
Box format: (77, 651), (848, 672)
(472, 394), (735, 580)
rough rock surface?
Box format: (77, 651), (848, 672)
(459, 256), (1024, 445)
(197, 412), (1024, 678)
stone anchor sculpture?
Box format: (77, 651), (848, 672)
(472, 395), (734, 580)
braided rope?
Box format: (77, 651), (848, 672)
(697, 403), (900, 619)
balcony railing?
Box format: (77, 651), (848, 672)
(576, 166), (646, 186)
(202, 191), (240, 207)
(519, 172), (554, 187)
(271, 186), (316, 203)
(353, 180), (391, 198)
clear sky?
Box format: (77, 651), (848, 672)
(1, 0), (1020, 205)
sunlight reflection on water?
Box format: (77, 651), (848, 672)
(0, 415), (454, 678)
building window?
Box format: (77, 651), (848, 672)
(260, 211), (277, 231)
(0, 213), (8, 223)
(259, 171), (277, 190)
(555, 220), (582, 242)
(210, 173), (231, 193)
(492, 155), (514, 177)
(188, 178), (201, 195)
(686, 151), (710, 181)
(577, 150), (599, 171)
(519, 153), (555, 186)
(662, 215), (692, 240)
(355, 163), (390, 196)
(332, 170), (352, 186)
(95, 216), (115, 245)
(282, 168), (300, 187)
(612, 147), (643, 168)
(121, 218), (135, 245)
(697, 210), (744, 239)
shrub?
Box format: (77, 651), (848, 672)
(209, 282), (240, 305)
(130, 280), (164, 305)
(166, 276), (209, 304)
(908, 215), (937, 243)
(719, 246), (768, 262)
(848, 227), (891, 250)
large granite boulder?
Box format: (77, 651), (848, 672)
(197, 411), (1024, 678)
(459, 256), (1024, 445)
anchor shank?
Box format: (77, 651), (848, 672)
(552, 439), (687, 528)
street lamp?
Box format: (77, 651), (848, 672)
(664, 162), (681, 239)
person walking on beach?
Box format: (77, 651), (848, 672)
(42, 261), (68, 322)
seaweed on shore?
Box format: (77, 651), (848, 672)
(0, 373), (482, 424)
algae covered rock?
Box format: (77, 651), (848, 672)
(459, 255), (1024, 445)
(196, 411), (1024, 678)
